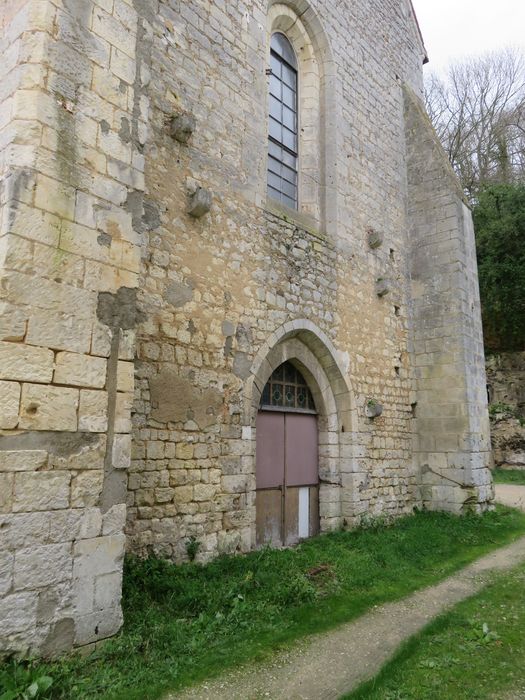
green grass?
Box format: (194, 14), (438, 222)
(492, 468), (525, 485)
(345, 560), (525, 699)
(2, 507), (525, 700)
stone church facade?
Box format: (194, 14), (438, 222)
(0, 0), (492, 656)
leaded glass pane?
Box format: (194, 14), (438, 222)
(267, 33), (298, 209)
(271, 33), (298, 68)
(269, 117), (282, 142)
(281, 64), (297, 89)
(270, 75), (281, 99)
(260, 362), (316, 413)
(282, 85), (295, 109)
(281, 194), (296, 209)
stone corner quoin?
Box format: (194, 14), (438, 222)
(0, 0), (493, 656)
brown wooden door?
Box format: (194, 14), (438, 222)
(256, 410), (319, 546)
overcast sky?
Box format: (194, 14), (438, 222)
(411, 0), (525, 74)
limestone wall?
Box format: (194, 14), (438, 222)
(126, 0), (428, 562)
(0, 0), (144, 655)
(404, 87), (493, 512)
(0, 0), (493, 657)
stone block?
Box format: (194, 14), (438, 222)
(174, 485), (193, 503)
(114, 392), (132, 433)
(13, 543), (72, 591)
(0, 551), (14, 595)
(217, 530), (242, 555)
(0, 512), (49, 550)
(375, 278), (391, 297)
(54, 352), (107, 388)
(0, 380), (20, 429)
(0, 450), (48, 472)
(19, 384), (79, 431)
(91, 322), (112, 358)
(40, 618), (75, 658)
(367, 228), (384, 249)
(221, 475), (249, 494)
(49, 434), (106, 472)
(0, 304), (27, 342)
(0, 341), (54, 383)
(73, 534), (126, 579)
(0, 474), (14, 514)
(34, 173), (75, 220)
(75, 606), (123, 646)
(13, 472), (71, 512)
(146, 441), (165, 459)
(102, 504), (126, 536)
(71, 471), (104, 508)
(187, 187), (212, 218)
(175, 443), (194, 460)
(116, 361), (134, 392)
(0, 592), (37, 636)
(26, 311), (92, 354)
(112, 434), (131, 470)
(94, 571), (122, 610)
(193, 484), (216, 501)
(78, 508), (103, 540)
(79, 389), (108, 432)
(170, 114), (196, 144)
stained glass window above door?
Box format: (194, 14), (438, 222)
(260, 361), (316, 412)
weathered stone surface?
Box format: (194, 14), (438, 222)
(14, 543), (72, 591)
(13, 472), (71, 512)
(116, 361), (134, 392)
(41, 618), (76, 658)
(75, 607), (123, 646)
(71, 471), (104, 508)
(187, 187), (212, 218)
(19, 384), (79, 431)
(94, 571), (122, 610)
(149, 371), (221, 428)
(73, 535), (126, 578)
(0, 592), (38, 637)
(54, 352), (107, 388)
(112, 434), (131, 470)
(0, 450), (48, 472)
(0, 474), (14, 513)
(0, 380), (20, 429)
(101, 504), (126, 535)
(170, 113), (196, 144)
(0, 551), (14, 595)
(78, 390), (108, 432)
(0, 341), (54, 383)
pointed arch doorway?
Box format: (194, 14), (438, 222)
(256, 361), (320, 546)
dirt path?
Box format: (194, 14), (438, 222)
(169, 488), (525, 700)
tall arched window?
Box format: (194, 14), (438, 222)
(267, 33), (298, 210)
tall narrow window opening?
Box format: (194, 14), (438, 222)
(267, 33), (298, 209)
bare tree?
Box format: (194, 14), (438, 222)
(425, 49), (525, 199)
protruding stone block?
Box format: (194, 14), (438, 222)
(375, 278), (390, 297)
(367, 227), (383, 249)
(170, 114), (196, 144)
(187, 187), (212, 218)
(365, 400), (383, 418)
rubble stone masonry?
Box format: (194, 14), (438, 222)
(0, 0), (493, 655)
